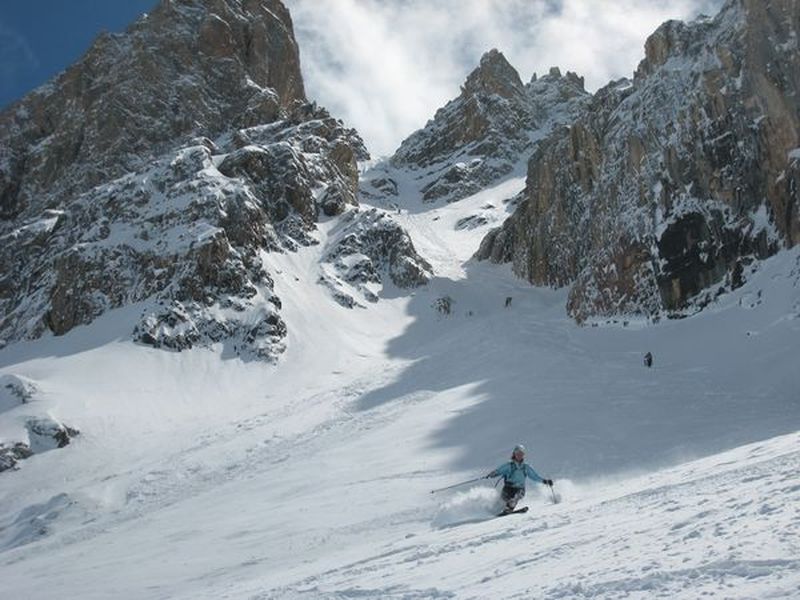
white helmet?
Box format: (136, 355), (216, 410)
(513, 444), (526, 455)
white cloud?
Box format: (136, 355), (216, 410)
(286, 0), (724, 157)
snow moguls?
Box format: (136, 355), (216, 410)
(0, 493), (84, 552)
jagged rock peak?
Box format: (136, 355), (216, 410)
(633, 0), (752, 81)
(387, 49), (591, 204)
(462, 49), (524, 99)
(535, 66), (586, 90)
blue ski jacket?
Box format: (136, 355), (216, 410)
(490, 460), (544, 489)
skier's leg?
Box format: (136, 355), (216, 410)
(501, 485), (524, 511)
(500, 485), (516, 511)
(511, 487), (526, 509)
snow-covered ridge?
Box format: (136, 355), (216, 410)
(0, 106), (373, 360)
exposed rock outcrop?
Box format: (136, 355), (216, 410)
(0, 442), (33, 472)
(478, 0), (800, 320)
(0, 374), (37, 410)
(0, 373), (82, 473)
(0, 415), (79, 473)
(321, 208), (433, 307)
(26, 417), (80, 453)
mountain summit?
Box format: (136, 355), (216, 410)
(461, 49), (525, 100)
(379, 50), (589, 204)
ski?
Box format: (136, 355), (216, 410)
(497, 506), (529, 517)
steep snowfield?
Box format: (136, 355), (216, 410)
(0, 170), (798, 599)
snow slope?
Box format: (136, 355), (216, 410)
(0, 169), (799, 599)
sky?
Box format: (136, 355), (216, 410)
(286, 0), (724, 156)
(1, 0), (723, 156)
(0, 0), (154, 108)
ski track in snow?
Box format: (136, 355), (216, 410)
(0, 166), (798, 599)
(261, 434), (800, 600)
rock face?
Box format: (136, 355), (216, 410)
(321, 208), (433, 307)
(0, 0), (390, 359)
(384, 50), (590, 203)
(0, 442), (33, 473)
(478, 0), (800, 320)
(0, 0), (305, 220)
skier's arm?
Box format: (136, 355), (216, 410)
(524, 464), (545, 483)
(488, 463), (510, 478)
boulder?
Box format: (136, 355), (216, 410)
(26, 417), (80, 453)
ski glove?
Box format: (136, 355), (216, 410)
(543, 479), (554, 486)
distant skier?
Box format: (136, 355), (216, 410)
(487, 444), (553, 514)
(644, 352), (653, 368)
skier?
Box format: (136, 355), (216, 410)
(487, 444), (553, 514)
(644, 351), (653, 368)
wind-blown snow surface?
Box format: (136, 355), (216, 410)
(0, 170), (799, 599)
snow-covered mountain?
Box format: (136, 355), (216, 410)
(385, 49), (590, 204)
(477, 0), (800, 322)
(364, 49), (589, 207)
(0, 190), (797, 597)
(0, 0), (429, 361)
(0, 0), (799, 598)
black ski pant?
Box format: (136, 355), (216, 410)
(501, 484), (525, 509)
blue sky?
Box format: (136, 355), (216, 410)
(0, 0), (154, 109)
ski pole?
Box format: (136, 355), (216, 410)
(430, 476), (488, 494)
(547, 482), (557, 504)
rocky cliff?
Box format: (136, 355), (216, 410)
(1, 0), (306, 219)
(0, 0), (428, 359)
(376, 50), (590, 204)
(478, 0), (800, 321)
